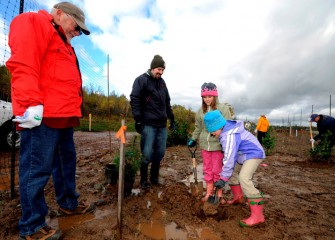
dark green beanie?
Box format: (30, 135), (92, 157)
(150, 55), (165, 69)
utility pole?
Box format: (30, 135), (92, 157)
(107, 55), (112, 155)
(20, 0), (24, 14)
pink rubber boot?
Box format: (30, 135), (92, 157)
(239, 198), (265, 227)
(227, 185), (244, 205)
(201, 182), (214, 202)
(216, 188), (226, 204)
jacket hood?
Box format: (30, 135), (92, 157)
(222, 120), (244, 134)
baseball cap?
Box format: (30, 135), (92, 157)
(54, 2), (90, 35)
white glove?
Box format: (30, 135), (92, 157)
(310, 138), (315, 143)
(254, 129), (257, 133)
(13, 105), (43, 129)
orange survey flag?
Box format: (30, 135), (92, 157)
(115, 125), (127, 144)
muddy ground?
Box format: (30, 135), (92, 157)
(1, 129), (335, 240)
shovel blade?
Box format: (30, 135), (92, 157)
(190, 183), (199, 196)
(191, 181), (203, 197)
(207, 187), (219, 205)
(191, 182), (203, 197)
(207, 195), (219, 204)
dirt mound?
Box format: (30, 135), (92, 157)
(1, 130), (335, 239)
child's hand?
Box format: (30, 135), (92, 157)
(187, 139), (196, 147)
(214, 179), (226, 189)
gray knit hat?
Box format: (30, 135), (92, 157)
(150, 55), (165, 69)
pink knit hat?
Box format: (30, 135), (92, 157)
(201, 82), (218, 97)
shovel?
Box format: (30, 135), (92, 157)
(188, 145), (203, 197)
(207, 186), (220, 205)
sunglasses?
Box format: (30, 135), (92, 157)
(74, 25), (82, 35)
(66, 13), (82, 35)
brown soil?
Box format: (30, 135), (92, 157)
(1, 130), (335, 240)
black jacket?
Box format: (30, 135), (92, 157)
(130, 70), (174, 128)
(314, 115), (335, 141)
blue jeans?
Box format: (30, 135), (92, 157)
(18, 123), (79, 236)
(140, 125), (167, 177)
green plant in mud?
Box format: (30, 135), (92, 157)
(309, 130), (333, 161)
(113, 136), (141, 177)
(113, 135), (141, 195)
(262, 126), (276, 155)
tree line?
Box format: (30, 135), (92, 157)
(0, 65), (195, 145)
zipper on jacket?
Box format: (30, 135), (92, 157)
(206, 133), (211, 151)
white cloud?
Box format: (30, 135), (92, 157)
(4, 0), (334, 126)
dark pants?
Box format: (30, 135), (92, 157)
(257, 131), (266, 145)
(140, 125), (167, 183)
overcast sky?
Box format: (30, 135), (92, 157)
(4, 0), (335, 126)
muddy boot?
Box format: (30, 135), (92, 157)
(217, 188), (226, 204)
(227, 185), (245, 205)
(239, 198), (265, 227)
(150, 161), (160, 185)
(201, 182), (214, 202)
(140, 162), (150, 189)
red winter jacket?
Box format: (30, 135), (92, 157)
(6, 10), (83, 118)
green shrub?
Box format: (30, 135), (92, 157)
(263, 126), (276, 155)
(309, 130), (333, 161)
(113, 136), (141, 176)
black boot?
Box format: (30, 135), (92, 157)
(140, 162), (150, 189)
(150, 161), (160, 185)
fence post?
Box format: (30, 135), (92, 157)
(10, 120), (16, 199)
(89, 113), (92, 131)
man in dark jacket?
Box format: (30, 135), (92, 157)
(309, 114), (335, 149)
(130, 55), (175, 189)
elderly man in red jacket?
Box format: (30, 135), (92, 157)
(6, 2), (94, 239)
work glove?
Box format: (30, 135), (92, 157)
(13, 105), (43, 129)
(214, 179), (227, 189)
(169, 121), (176, 131)
(135, 122), (143, 134)
(187, 139), (196, 147)
(310, 138), (315, 143)
(254, 129), (257, 133)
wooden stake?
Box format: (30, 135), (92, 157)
(116, 119), (126, 238)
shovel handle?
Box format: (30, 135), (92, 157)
(309, 122), (314, 150)
(192, 157), (198, 181)
(192, 158), (196, 168)
(189, 145), (198, 181)
(188, 145), (197, 158)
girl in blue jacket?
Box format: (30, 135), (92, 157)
(204, 110), (266, 227)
